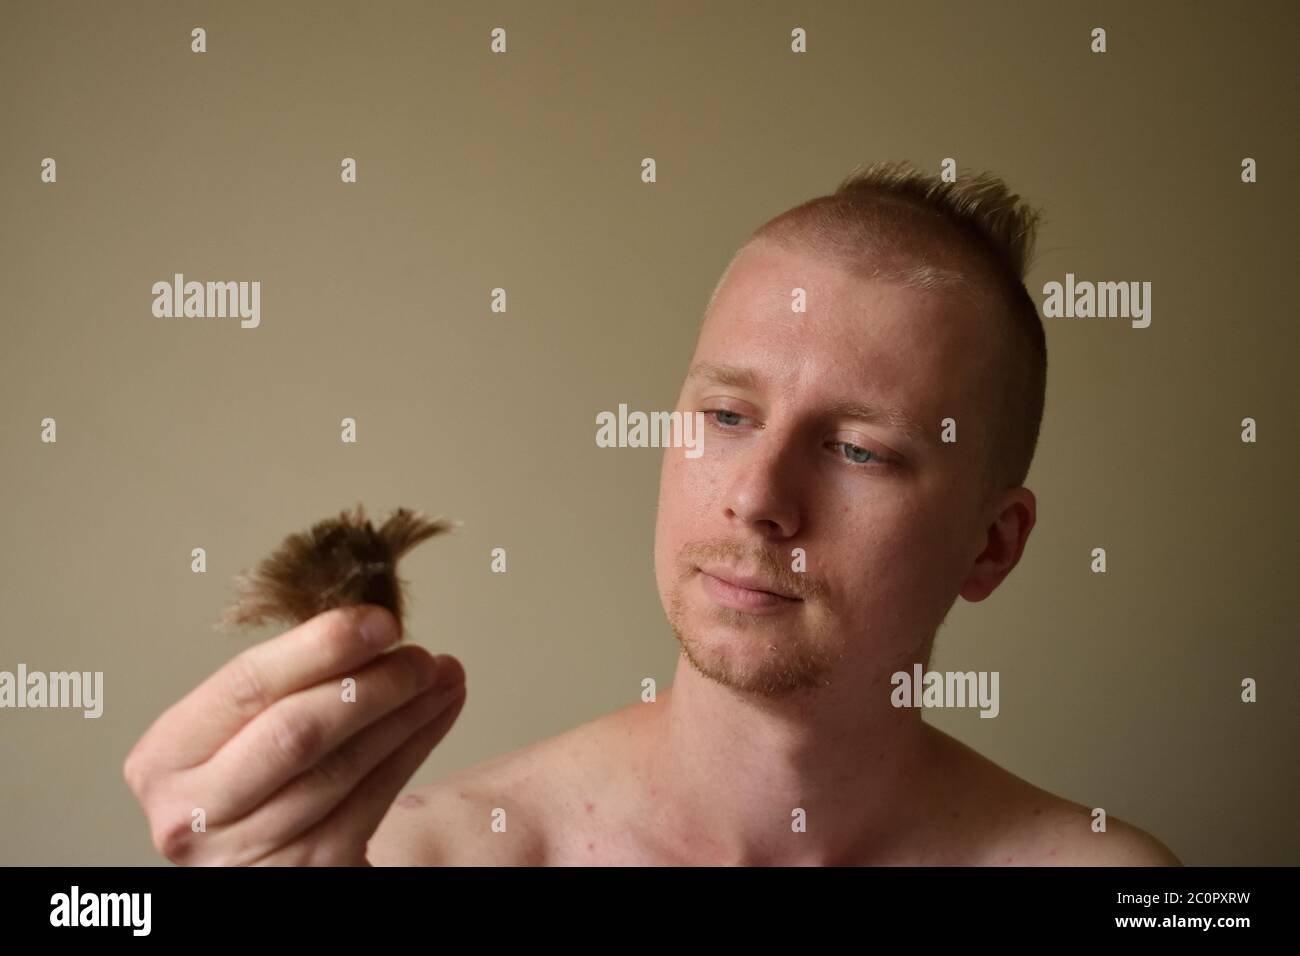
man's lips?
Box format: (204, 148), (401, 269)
(696, 564), (803, 613)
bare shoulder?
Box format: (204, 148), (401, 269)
(366, 756), (544, 866)
(367, 704), (635, 866)
(1042, 810), (1183, 866)
(926, 726), (1182, 867)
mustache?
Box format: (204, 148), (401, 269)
(679, 540), (826, 601)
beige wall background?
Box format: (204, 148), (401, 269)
(1, 0), (1296, 866)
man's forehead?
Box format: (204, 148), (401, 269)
(689, 240), (1000, 456)
(703, 246), (994, 388)
(716, 235), (996, 325)
(716, 244), (861, 310)
(712, 255), (981, 352)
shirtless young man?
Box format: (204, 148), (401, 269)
(124, 161), (1181, 867)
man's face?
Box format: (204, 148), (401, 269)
(654, 239), (1000, 698)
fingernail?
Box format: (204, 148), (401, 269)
(360, 606), (399, 647)
(431, 655), (460, 689)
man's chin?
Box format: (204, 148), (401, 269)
(674, 624), (837, 698)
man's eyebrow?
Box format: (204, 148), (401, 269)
(684, 362), (760, 390)
(683, 362), (931, 443)
(819, 399), (931, 443)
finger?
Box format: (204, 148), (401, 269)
(133, 670), (456, 869)
(139, 605), (402, 771)
(321, 685), (467, 863)
(220, 664), (466, 864)
(191, 644), (443, 822)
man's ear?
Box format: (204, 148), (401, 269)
(958, 487), (1036, 602)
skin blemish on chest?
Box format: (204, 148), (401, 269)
(396, 794), (426, 809)
(585, 801), (595, 814)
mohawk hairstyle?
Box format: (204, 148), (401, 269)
(706, 159), (1048, 494)
(216, 504), (457, 634)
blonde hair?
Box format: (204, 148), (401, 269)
(708, 159), (1047, 493)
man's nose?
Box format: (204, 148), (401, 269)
(721, 427), (802, 538)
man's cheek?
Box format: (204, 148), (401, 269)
(674, 457), (719, 513)
(851, 521), (935, 588)
(658, 460), (701, 542)
(659, 455), (689, 511)
(870, 515), (965, 607)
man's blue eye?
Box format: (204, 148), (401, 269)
(838, 442), (878, 465)
(706, 411), (888, 468)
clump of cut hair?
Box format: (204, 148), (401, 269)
(708, 159), (1047, 494)
(215, 504), (458, 634)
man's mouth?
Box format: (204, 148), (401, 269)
(696, 564), (803, 614)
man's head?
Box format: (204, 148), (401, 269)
(654, 160), (1047, 699)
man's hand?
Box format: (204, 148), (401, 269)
(123, 605), (466, 866)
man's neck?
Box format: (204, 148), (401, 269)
(637, 654), (937, 866)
